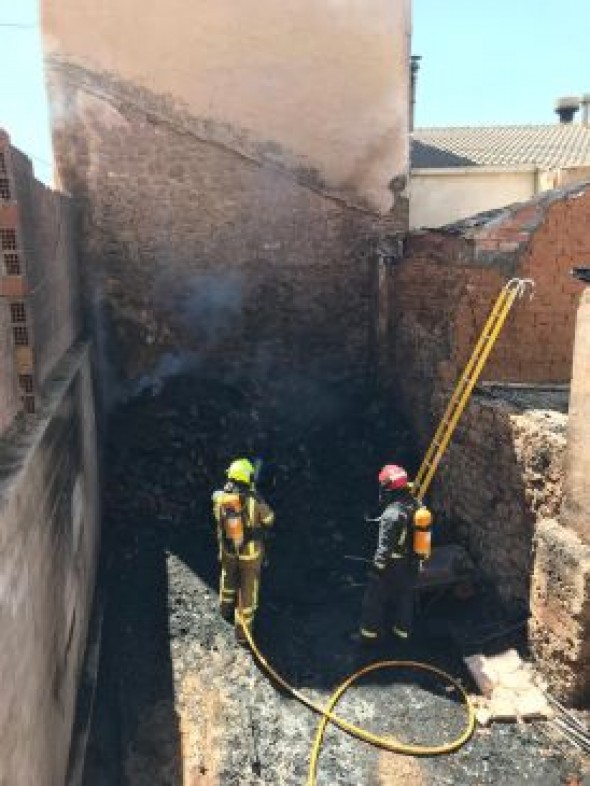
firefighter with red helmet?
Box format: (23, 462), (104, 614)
(356, 464), (423, 645)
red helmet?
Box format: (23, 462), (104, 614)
(378, 464), (408, 491)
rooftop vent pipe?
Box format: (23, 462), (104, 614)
(581, 95), (590, 126)
(410, 55), (421, 132)
(555, 96), (580, 124)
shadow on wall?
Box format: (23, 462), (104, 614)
(410, 139), (477, 169)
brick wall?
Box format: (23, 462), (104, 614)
(46, 69), (407, 400)
(0, 298), (19, 431)
(386, 183), (589, 442)
(0, 343), (100, 785)
(383, 184), (590, 700)
(0, 134), (24, 429)
(10, 144), (81, 389)
(0, 131), (81, 427)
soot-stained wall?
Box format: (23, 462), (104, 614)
(42, 1), (410, 400)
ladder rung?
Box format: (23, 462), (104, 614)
(413, 279), (530, 500)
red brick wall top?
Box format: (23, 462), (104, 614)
(387, 182), (590, 439)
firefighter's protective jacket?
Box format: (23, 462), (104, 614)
(373, 495), (417, 569)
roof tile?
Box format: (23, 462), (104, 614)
(412, 125), (590, 169)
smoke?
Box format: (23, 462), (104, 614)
(159, 271), (244, 345)
(130, 351), (201, 398)
(114, 271), (245, 402)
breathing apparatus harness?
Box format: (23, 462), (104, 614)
(217, 458), (268, 552)
(218, 485), (248, 550)
(366, 488), (433, 563)
(218, 482), (269, 553)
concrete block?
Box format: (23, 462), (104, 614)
(464, 654), (497, 697)
(466, 650), (552, 723)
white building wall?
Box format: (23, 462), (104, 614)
(410, 167), (538, 228)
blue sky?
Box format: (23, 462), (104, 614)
(1, 0), (590, 184)
(0, 0), (51, 182)
(413, 0), (590, 127)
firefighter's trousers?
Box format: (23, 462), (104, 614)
(219, 541), (264, 642)
(360, 557), (419, 640)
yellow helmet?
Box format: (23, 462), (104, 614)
(226, 458), (255, 486)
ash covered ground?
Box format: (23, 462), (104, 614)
(84, 373), (585, 786)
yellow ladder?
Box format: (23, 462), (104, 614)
(412, 278), (534, 503)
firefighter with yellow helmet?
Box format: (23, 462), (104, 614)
(355, 464), (432, 645)
(212, 458), (275, 645)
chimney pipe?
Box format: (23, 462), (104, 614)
(555, 96), (580, 124)
(581, 94), (590, 126)
(410, 55), (421, 132)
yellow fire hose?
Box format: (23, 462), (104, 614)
(237, 614), (476, 785)
(230, 281), (537, 780)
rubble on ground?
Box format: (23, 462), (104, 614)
(465, 649), (553, 724)
(84, 373), (587, 786)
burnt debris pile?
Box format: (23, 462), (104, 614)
(103, 371), (415, 590)
(85, 373), (585, 786)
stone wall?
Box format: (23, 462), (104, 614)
(433, 390), (568, 609)
(43, 69), (406, 400)
(42, 2), (410, 401)
(0, 343), (100, 786)
(384, 186), (590, 701)
(530, 288), (590, 703)
(531, 519), (590, 703)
